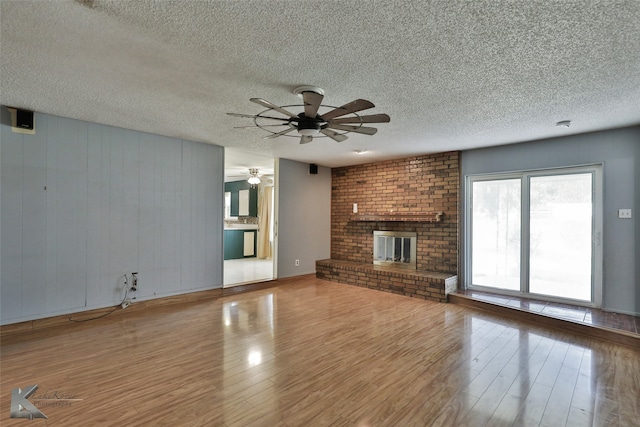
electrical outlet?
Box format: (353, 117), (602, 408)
(131, 272), (138, 292)
(618, 209), (632, 219)
(295, 259), (300, 267)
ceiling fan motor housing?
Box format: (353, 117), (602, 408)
(295, 112), (325, 136)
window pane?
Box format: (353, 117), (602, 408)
(394, 238), (402, 262)
(529, 173), (592, 300)
(472, 179), (521, 290)
(375, 236), (385, 261)
(385, 237), (393, 261)
(403, 238), (411, 263)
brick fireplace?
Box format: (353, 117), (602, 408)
(316, 152), (459, 302)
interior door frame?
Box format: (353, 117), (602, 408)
(464, 164), (603, 307)
(272, 158), (279, 280)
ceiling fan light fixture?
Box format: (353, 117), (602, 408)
(247, 168), (261, 185)
(298, 128), (320, 136)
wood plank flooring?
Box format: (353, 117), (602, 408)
(1, 276), (639, 426)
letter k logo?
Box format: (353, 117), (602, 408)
(10, 385), (48, 419)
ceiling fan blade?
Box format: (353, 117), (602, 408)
(327, 124), (378, 135)
(227, 112), (291, 121)
(300, 135), (313, 144)
(320, 128), (348, 142)
(329, 113), (390, 124)
(227, 112), (257, 118)
(234, 124), (288, 129)
(320, 99), (375, 121)
(303, 91), (323, 118)
(250, 98), (298, 118)
(262, 127), (295, 140)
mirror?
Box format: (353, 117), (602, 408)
(224, 192), (232, 219)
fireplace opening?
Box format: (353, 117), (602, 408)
(373, 231), (417, 270)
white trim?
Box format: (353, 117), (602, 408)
(272, 158), (280, 280)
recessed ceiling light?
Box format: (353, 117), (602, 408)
(556, 120), (571, 128)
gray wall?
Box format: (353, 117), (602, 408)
(461, 126), (639, 315)
(276, 159), (331, 278)
(1, 111), (224, 324)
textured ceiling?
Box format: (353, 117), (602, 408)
(2, 0), (640, 168)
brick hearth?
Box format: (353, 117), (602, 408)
(316, 259), (457, 303)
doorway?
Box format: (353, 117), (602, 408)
(466, 165), (602, 305)
(223, 149), (276, 287)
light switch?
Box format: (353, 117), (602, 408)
(618, 209), (632, 219)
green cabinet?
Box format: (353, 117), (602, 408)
(224, 230), (257, 260)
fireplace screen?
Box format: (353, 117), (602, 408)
(373, 231), (417, 269)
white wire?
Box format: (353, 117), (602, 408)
(69, 273), (130, 322)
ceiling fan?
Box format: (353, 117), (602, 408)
(227, 86), (390, 144)
(226, 167), (263, 181)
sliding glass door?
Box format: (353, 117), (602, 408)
(468, 166), (602, 305)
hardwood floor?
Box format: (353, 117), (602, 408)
(1, 276), (639, 426)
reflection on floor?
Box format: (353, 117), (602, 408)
(224, 257), (273, 287)
(454, 289), (640, 336)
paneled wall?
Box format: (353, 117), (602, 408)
(1, 111), (224, 324)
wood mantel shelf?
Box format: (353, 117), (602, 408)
(349, 211), (443, 223)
